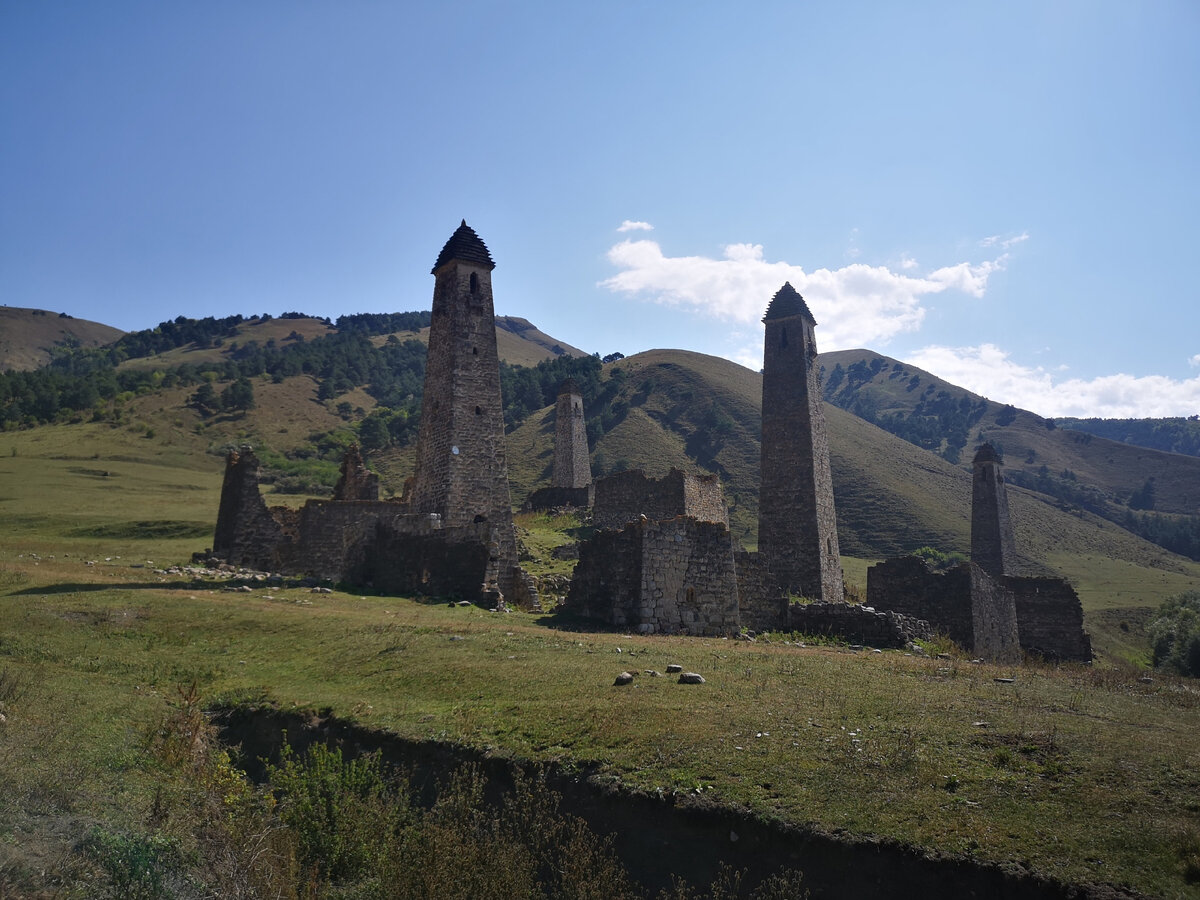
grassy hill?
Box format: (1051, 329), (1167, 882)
(3, 329), (1200, 895)
(821, 348), (1200, 517)
(0, 306), (124, 371)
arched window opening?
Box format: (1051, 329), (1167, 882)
(469, 272), (479, 295)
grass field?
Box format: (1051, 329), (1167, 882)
(2, 430), (1200, 897)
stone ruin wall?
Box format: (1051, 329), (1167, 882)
(968, 564), (1022, 663)
(566, 517), (740, 636)
(1008, 576), (1092, 662)
(732, 550), (787, 633)
(867, 557), (1090, 662)
(526, 485), (594, 511)
(786, 601), (932, 649)
(592, 468), (727, 532)
(867, 557), (976, 651)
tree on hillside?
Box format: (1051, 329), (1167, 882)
(191, 382), (219, 416)
(1149, 590), (1200, 677)
(221, 377), (255, 415)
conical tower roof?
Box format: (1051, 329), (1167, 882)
(431, 219), (495, 273)
(762, 282), (815, 324)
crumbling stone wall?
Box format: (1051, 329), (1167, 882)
(968, 564), (1022, 663)
(1007, 576), (1092, 661)
(867, 557), (976, 650)
(212, 447), (287, 569)
(592, 469), (727, 531)
(333, 444), (380, 501)
(786, 601), (932, 648)
(566, 517), (739, 636)
(363, 516), (494, 600)
(734, 550), (787, 633)
(526, 485), (594, 511)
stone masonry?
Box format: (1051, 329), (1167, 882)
(757, 283), (843, 602)
(527, 378), (595, 510)
(552, 378), (591, 489)
(206, 221), (536, 606)
(406, 220), (525, 600)
(866, 445), (1090, 662)
(592, 468), (727, 532)
(971, 442), (1016, 579)
(566, 516), (740, 636)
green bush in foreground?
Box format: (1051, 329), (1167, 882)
(132, 689), (807, 898)
(1149, 590), (1200, 677)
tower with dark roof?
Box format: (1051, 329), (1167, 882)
(971, 442), (1016, 579)
(552, 378), (591, 490)
(408, 221), (519, 589)
(757, 282), (843, 601)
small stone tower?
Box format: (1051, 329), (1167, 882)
(757, 282), (843, 601)
(552, 378), (591, 489)
(971, 442), (1016, 578)
(408, 221), (521, 599)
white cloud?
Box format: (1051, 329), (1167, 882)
(907, 344), (1200, 418)
(899, 256), (918, 270)
(1190, 354), (1200, 367)
(617, 220), (654, 232)
(980, 231), (1029, 249)
(600, 237), (1008, 351)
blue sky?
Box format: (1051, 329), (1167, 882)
(2, 1), (1198, 417)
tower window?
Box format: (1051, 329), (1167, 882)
(781, 326), (788, 349)
(475, 406), (482, 415)
(469, 272), (479, 295)
(472, 347), (478, 355)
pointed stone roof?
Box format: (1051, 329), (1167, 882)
(762, 282), (815, 324)
(431, 219), (495, 273)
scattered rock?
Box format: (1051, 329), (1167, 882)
(457, 600), (472, 607)
(645, 670), (661, 677)
(665, 664), (683, 674)
(614, 671), (635, 686)
(310, 587), (332, 594)
(678, 672), (705, 685)
(994, 677), (1015, 684)
(973, 721), (990, 728)
(449, 635), (464, 642)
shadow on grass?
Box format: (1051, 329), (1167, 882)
(9, 578), (321, 596)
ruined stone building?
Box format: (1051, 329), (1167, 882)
(756, 283), (843, 603)
(565, 469), (740, 635)
(208, 221), (534, 605)
(867, 443), (1091, 662)
(564, 284), (850, 637)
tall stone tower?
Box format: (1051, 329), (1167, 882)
(971, 442), (1016, 579)
(757, 282), (843, 601)
(552, 378), (591, 489)
(408, 221), (517, 573)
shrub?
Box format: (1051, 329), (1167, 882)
(1149, 590), (1200, 677)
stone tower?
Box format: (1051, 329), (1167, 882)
(408, 221), (520, 595)
(552, 378), (591, 489)
(971, 442), (1016, 579)
(757, 282), (843, 601)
